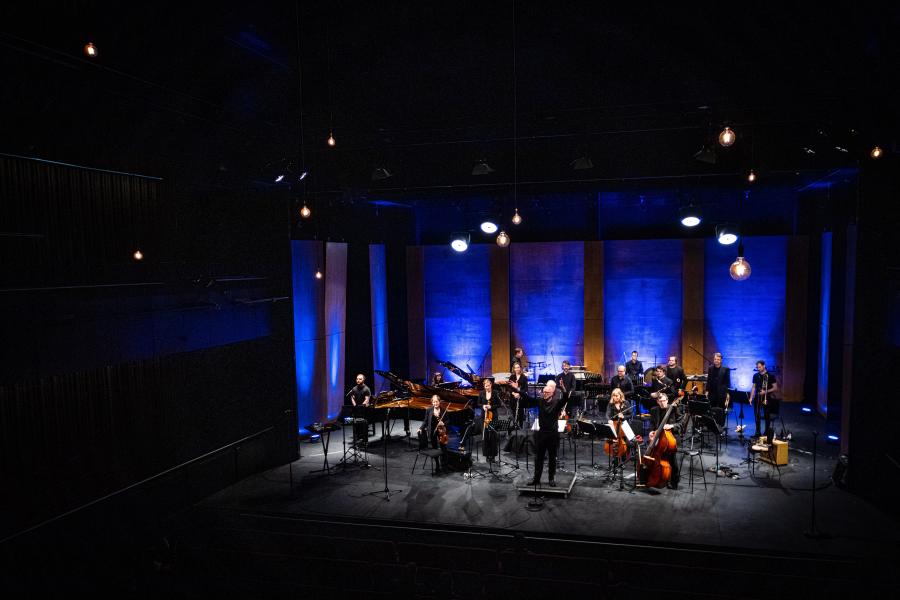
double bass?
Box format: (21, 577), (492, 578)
(637, 395), (681, 488)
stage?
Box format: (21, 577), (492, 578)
(196, 404), (898, 560)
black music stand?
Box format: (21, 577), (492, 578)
(365, 407), (402, 501)
(696, 414), (723, 475)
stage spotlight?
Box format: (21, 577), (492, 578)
(480, 221), (498, 234)
(870, 146), (883, 159)
(371, 167), (393, 181)
(801, 407), (812, 413)
(83, 42), (98, 58)
(693, 145), (716, 164)
(133, 249), (143, 261)
(471, 160), (494, 176)
(298, 170), (308, 181)
(327, 132), (336, 147)
(718, 126), (736, 147)
(496, 231), (510, 247)
(679, 205), (702, 227)
(747, 169), (756, 183)
(729, 241), (751, 281)
(300, 203), (311, 218)
(274, 174), (285, 183)
(571, 156), (593, 170)
(512, 208), (522, 225)
(716, 225), (738, 245)
(450, 232), (470, 252)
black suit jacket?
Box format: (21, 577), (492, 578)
(706, 365), (731, 406)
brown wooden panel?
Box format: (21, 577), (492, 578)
(584, 241), (604, 375)
(490, 245), (510, 376)
(783, 235), (809, 403)
(406, 246), (426, 380)
(682, 239), (704, 376)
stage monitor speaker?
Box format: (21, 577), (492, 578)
(759, 437), (789, 466)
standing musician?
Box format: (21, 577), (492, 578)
(706, 352), (731, 426)
(625, 351), (644, 388)
(347, 373), (371, 407)
(650, 366), (674, 401)
(479, 378), (501, 460)
(610, 365), (635, 399)
(511, 347), (529, 375)
(666, 355), (688, 396)
(512, 383), (566, 487)
(508, 362), (528, 428)
(418, 395), (447, 472)
(749, 360), (779, 440)
(557, 360), (576, 404)
(648, 392), (689, 489)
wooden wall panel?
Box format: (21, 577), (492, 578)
(682, 239), (704, 375)
(490, 246), (510, 376)
(584, 241), (604, 374)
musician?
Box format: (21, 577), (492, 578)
(557, 360), (576, 403)
(706, 352), (731, 411)
(347, 373), (371, 407)
(431, 371), (444, 386)
(513, 383), (566, 487)
(605, 387), (633, 426)
(749, 360), (779, 439)
(650, 366), (674, 401)
(511, 347), (529, 375)
(418, 395), (447, 472)
(625, 351), (644, 387)
(666, 356), (687, 395)
(508, 362), (528, 428)
(610, 365), (635, 399)
(649, 391), (689, 489)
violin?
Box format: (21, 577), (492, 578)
(637, 396), (681, 488)
(435, 402), (450, 446)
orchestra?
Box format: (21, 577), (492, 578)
(334, 349), (783, 494)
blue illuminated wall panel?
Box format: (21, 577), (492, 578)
(369, 244), (390, 394)
(510, 242), (584, 377)
(324, 242), (347, 420)
(604, 239), (683, 372)
(817, 233), (832, 415)
(291, 240), (324, 432)
(704, 236), (787, 392)
(423, 244), (492, 380)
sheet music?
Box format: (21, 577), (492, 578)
(620, 420), (636, 441)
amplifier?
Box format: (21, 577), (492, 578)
(759, 437), (789, 466)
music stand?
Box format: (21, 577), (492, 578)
(696, 414), (724, 475)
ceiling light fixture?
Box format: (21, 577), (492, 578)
(451, 232), (470, 253)
(729, 240), (751, 281)
(716, 225), (738, 245)
(512, 208), (522, 225)
(870, 146), (883, 159)
(327, 132), (336, 147)
(300, 203), (311, 218)
(747, 169), (756, 183)
(83, 42), (98, 58)
(496, 231), (510, 247)
(472, 160), (494, 176)
(315, 270), (323, 279)
(571, 156), (593, 170)
(693, 145), (716, 164)
(480, 221), (498, 234)
(679, 205), (702, 227)
(718, 126), (736, 147)
(133, 249), (143, 261)
(371, 167), (392, 181)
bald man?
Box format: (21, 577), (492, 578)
(513, 383), (567, 487)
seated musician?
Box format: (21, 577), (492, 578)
(512, 383), (566, 488)
(610, 365), (635, 399)
(650, 366), (674, 401)
(347, 373), (371, 407)
(431, 371), (444, 386)
(648, 392), (689, 489)
(605, 387), (632, 427)
(418, 395), (447, 472)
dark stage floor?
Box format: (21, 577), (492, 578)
(198, 404), (898, 560)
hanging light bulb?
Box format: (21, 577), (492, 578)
(327, 132), (336, 147)
(496, 231), (510, 247)
(718, 126), (736, 147)
(133, 249), (143, 261)
(748, 169), (756, 183)
(315, 269), (323, 279)
(83, 42), (98, 58)
(870, 146), (883, 159)
(300, 203), (311, 218)
(512, 208), (522, 225)
(729, 241), (751, 281)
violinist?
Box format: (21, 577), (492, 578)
(479, 378), (501, 460)
(508, 362), (528, 428)
(418, 395), (447, 473)
(649, 392), (689, 489)
(513, 383), (566, 487)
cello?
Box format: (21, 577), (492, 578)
(637, 394), (681, 488)
(604, 404), (633, 458)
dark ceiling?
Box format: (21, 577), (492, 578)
(1, 2), (896, 243)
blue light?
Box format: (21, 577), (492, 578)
(827, 434), (839, 441)
(801, 407), (812, 413)
(370, 245), (390, 392)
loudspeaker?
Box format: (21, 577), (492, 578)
(759, 437), (789, 466)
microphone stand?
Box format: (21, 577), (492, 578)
(365, 407), (402, 501)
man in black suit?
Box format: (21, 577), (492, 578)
(625, 351), (644, 388)
(512, 383), (567, 488)
(666, 355), (687, 396)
